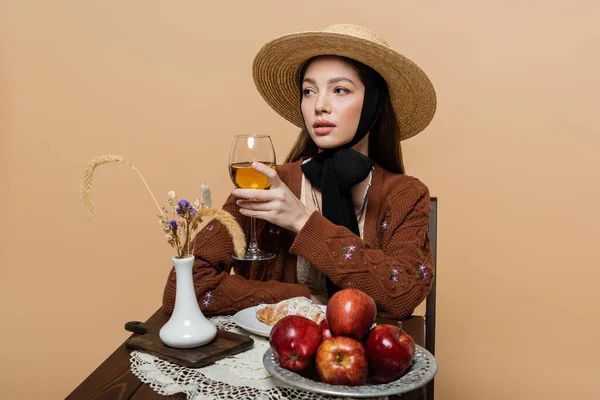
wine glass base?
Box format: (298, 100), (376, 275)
(233, 248), (276, 261)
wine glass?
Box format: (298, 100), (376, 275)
(229, 135), (277, 261)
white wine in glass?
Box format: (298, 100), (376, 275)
(229, 135), (276, 261)
(229, 162), (275, 190)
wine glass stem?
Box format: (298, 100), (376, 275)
(247, 216), (259, 252)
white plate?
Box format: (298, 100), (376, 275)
(233, 304), (327, 338)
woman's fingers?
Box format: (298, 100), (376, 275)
(230, 163), (309, 232)
(252, 161), (282, 188)
(239, 208), (272, 220)
(232, 188), (271, 200)
(233, 187), (285, 201)
(236, 199), (275, 211)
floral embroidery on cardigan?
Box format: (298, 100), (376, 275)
(418, 264), (429, 279)
(202, 291), (215, 307)
(342, 245), (356, 260)
(381, 220), (388, 231)
(268, 226), (281, 235)
(389, 268), (399, 282)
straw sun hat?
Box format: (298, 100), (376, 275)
(252, 24), (437, 141)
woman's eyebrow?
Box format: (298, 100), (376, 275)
(302, 77), (357, 86)
(328, 77), (356, 86)
(302, 77), (317, 85)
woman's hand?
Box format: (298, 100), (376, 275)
(232, 162), (313, 234)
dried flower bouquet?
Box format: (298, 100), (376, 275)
(80, 154), (246, 259)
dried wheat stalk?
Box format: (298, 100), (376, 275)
(80, 154), (163, 220)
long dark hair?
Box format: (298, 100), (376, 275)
(284, 57), (405, 174)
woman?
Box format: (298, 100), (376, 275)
(162, 24), (437, 320)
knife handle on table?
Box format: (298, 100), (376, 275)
(125, 321), (148, 335)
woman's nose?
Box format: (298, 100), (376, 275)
(315, 93), (331, 115)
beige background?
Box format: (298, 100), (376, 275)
(1, 0), (599, 399)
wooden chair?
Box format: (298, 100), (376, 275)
(377, 197), (438, 400)
(425, 196), (438, 400)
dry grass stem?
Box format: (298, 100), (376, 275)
(81, 154), (164, 220)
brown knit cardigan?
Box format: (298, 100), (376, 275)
(162, 159), (434, 320)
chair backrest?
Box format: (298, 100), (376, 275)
(425, 197), (438, 355)
(425, 197), (438, 400)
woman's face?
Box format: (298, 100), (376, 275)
(301, 56), (365, 150)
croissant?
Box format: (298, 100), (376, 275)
(256, 296), (326, 326)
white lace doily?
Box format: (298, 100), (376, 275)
(130, 315), (388, 400)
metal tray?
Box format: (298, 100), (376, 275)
(263, 345), (437, 398)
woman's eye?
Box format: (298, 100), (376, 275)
(334, 87), (350, 94)
(302, 88), (315, 96)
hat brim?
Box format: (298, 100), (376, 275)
(253, 31), (437, 141)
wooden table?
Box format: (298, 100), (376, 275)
(67, 308), (426, 400)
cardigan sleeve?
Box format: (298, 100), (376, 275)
(289, 177), (434, 320)
(162, 191), (311, 316)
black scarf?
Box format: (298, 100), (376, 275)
(299, 62), (386, 297)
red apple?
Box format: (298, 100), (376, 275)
(319, 319), (333, 340)
(364, 324), (416, 383)
(315, 336), (368, 386)
(326, 288), (377, 340)
(269, 315), (322, 373)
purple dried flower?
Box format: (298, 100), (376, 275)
(169, 220), (178, 229)
(190, 207), (197, 216)
(176, 199), (191, 215)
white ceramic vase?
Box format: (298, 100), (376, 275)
(159, 255), (217, 348)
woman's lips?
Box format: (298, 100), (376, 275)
(313, 120), (336, 136)
(314, 126), (335, 135)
